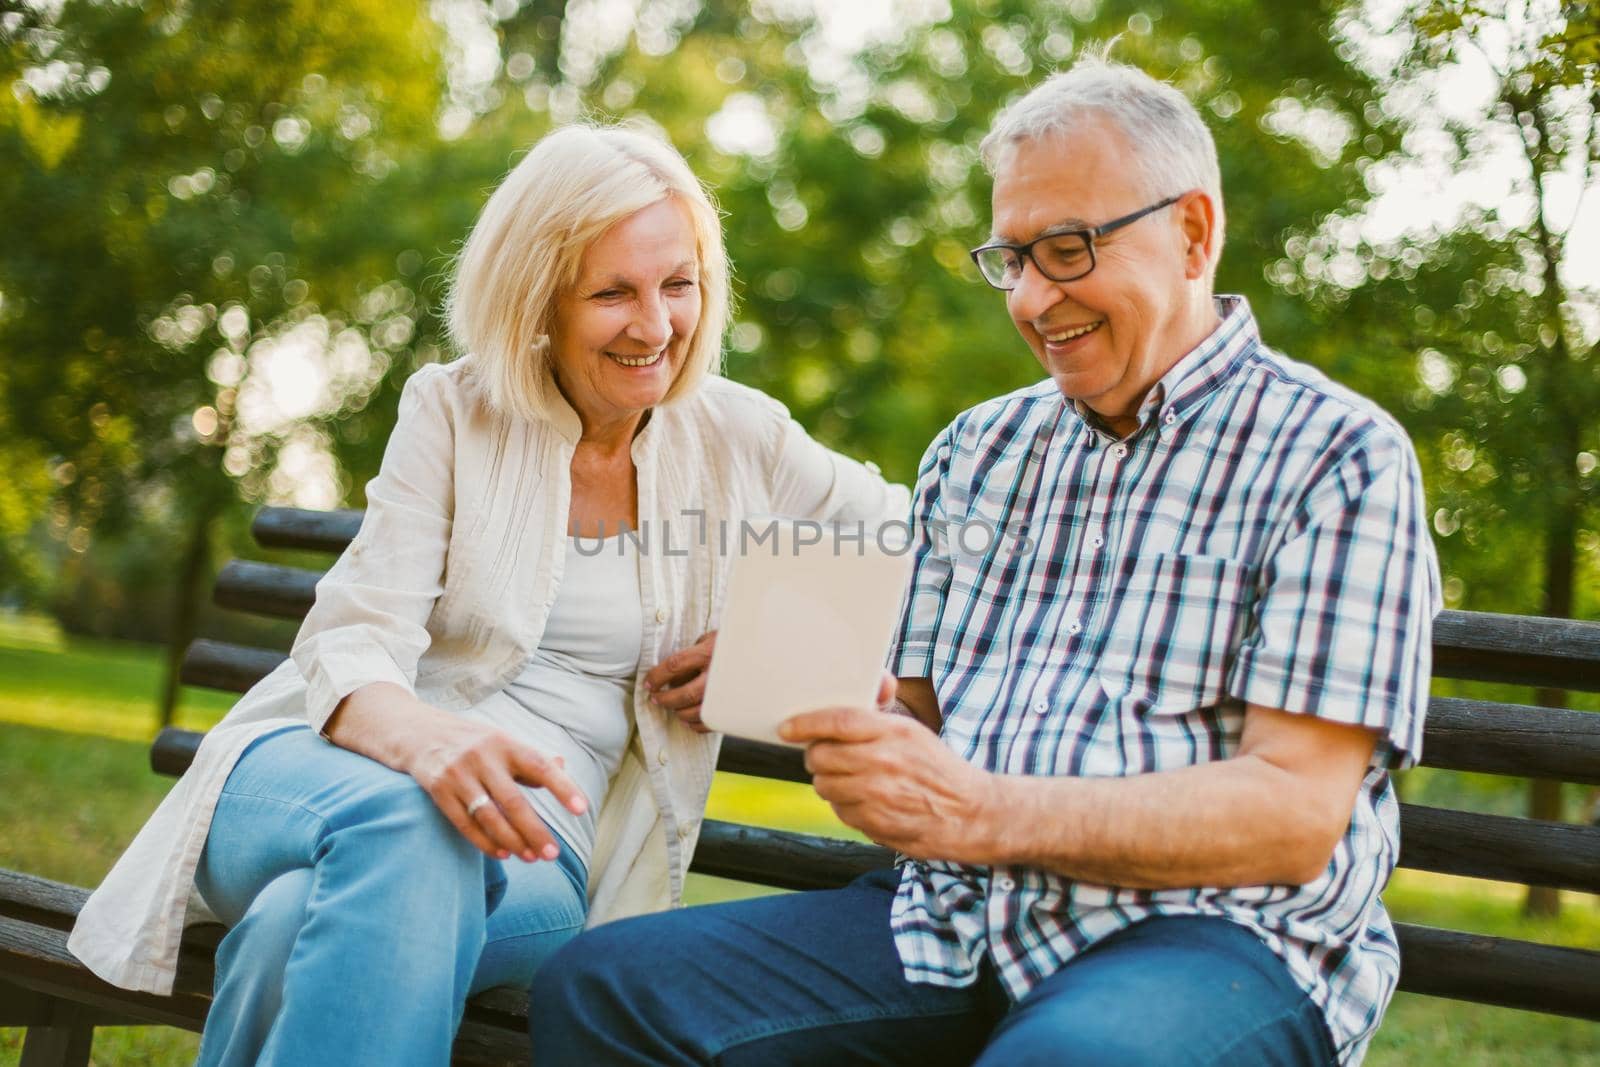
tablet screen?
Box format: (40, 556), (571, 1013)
(699, 520), (913, 746)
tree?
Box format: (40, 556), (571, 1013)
(1, 0), (446, 722)
(1280, 0), (1598, 915)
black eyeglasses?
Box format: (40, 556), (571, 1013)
(969, 195), (1182, 291)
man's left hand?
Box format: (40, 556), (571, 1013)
(780, 707), (998, 864)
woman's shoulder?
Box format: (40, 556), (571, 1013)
(400, 357), (474, 401)
(671, 375), (791, 438)
(394, 358), (501, 432)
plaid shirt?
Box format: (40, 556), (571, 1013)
(888, 295), (1439, 1065)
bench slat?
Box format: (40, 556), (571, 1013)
(0, 916), (215, 1029)
(1432, 610), (1600, 692)
(692, 820), (891, 890)
(1391, 923), (1600, 1019)
(1397, 806), (1600, 893)
(10, 859), (1599, 1034)
(239, 508), (1600, 693)
(0, 869), (544, 1062)
(148, 728), (1600, 892)
(252, 507), (363, 553)
(0, 980), (145, 1030)
(212, 561), (319, 619)
(1423, 696), (1600, 786)
(179, 640), (288, 697)
(178, 640), (1600, 786)
(691, 829), (1600, 1018)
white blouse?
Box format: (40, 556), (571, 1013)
(69, 359), (909, 995)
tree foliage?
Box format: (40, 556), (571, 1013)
(0, 0), (445, 595)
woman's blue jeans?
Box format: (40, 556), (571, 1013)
(530, 867), (1338, 1066)
(192, 726), (587, 1067)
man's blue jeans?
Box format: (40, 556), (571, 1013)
(529, 868), (1337, 1066)
(192, 726), (588, 1067)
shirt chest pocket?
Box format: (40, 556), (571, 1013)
(1096, 553), (1254, 715)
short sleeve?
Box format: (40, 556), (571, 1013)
(889, 427), (957, 679)
(1227, 427), (1441, 768)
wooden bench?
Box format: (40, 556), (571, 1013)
(4, 504), (1599, 1064)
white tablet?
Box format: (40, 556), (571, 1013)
(699, 520), (914, 747)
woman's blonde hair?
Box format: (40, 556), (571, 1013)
(447, 123), (730, 424)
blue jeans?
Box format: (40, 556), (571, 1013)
(529, 868), (1337, 1066)
(193, 726), (587, 1067)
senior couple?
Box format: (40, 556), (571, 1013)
(72, 54), (1437, 1067)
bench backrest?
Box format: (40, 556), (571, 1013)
(158, 506), (1600, 1020)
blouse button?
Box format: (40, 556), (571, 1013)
(655, 607), (669, 624)
(657, 749), (670, 766)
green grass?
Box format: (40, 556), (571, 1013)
(1, 613), (1596, 1065)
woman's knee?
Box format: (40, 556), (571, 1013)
(216, 868), (313, 994)
(326, 764), (478, 863)
(476, 856), (587, 991)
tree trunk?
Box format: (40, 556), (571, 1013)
(157, 511), (217, 728)
(1524, 505), (1576, 918)
(1515, 94), (1586, 920)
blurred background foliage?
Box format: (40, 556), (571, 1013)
(1, 0), (1596, 886)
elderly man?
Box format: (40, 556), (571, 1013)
(530, 55), (1438, 1067)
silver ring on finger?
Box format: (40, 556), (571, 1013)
(465, 793), (493, 819)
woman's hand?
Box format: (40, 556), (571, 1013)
(643, 631), (717, 733)
(325, 682), (588, 862)
(402, 716), (589, 862)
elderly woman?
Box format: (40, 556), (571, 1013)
(68, 124), (906, 1065)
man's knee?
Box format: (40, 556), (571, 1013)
(529, 911), (731, 1063)
(531, 919), (643, 1014)
(979, 1015), (1173, 1067)
(528, 921), (654, 1060)
(975, 918), (1327, 1067)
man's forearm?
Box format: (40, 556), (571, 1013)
(974, 756), (1340, 889)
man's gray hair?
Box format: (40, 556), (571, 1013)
(979, 49), (1223, 221)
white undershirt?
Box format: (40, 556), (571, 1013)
(463, 535), (641, 866)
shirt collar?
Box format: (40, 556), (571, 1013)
(545, 377), (662, 457)
(1068, 294), (1259, 444)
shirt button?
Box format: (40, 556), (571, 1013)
(678, 821), (695, 840)
(1112, 444), (1128, 459)
(1067, 621), (1082, 635)
(1164, 410), (1177, 425)
(657, 749), (670, 766)
(1031, 699), (1048, 714)
(996, 875), (1017, 892)
(1091, 535), (1104, 548)
(655, 607), (669, 623)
